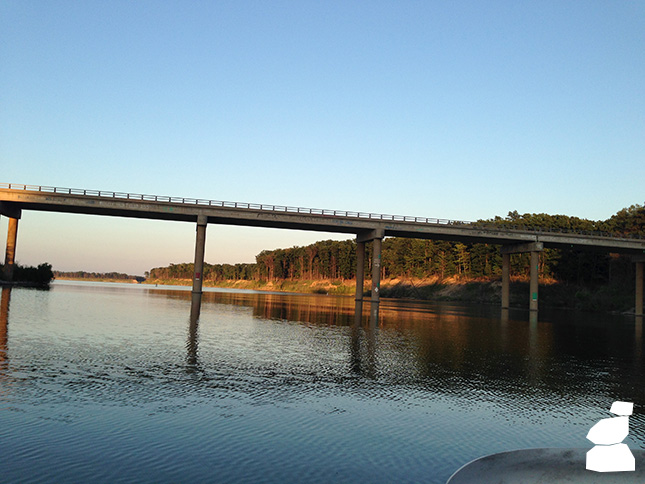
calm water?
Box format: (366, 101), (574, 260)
(0, 281), (643, 483)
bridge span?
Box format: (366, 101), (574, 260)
(1, 183), (644, 316)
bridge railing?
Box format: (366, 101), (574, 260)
(0, 183), (459, 225)
(1, 183), (642, 240)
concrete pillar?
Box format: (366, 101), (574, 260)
(371, 237), (382, 304)
(357, 229), (385, 304)
(190, 215), (207, 320)
(636, 261), (644, 317)
(501, 242), (543, 312)
(501, 252), (510, 309)
(353, 299), (364, 326)
(530, 250), (539, 312)
(355, 241), (366, 301)
(3, 218), (19, 282)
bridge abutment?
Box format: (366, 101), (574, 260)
(356, 229), (385, 304)
(190, 215), (208, 320)
(501, 242), (544, 312)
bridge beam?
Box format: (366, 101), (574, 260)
(190, 215), (208, 320)
(635, 256), (644, 317)
(0, 202), (22, 220)
(3, 217), (19, 282)
(500, 242), (544, 255)
(501, 242), (544, 312)
(356, 229), (385, 304)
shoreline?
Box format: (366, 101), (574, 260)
(47, 276), (637, 314)
(54, 276), (142, 284)
(140, 277), (635, 314)
(0, 280), (51, 289)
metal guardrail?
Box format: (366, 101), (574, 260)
(0, 183), (461, 224)
(0, 183), (642, 241)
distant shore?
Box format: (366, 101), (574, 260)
(54, 276), (143, 284)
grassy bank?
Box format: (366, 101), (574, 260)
(142, 276), (637, 313)
(143, 277), (356, 295)
(379, 278), (636, 313)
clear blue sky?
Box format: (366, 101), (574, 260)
(1, 1), (643, 275)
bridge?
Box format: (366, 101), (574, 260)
(1, 183), (644, 316)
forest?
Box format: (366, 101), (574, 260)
(1, 262), (54, 286)
(148, 204), (644, 287)
(54, 271), (146, 282)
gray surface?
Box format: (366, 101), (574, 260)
(447, 448), (645, 483)
(2, 186), (645, 252)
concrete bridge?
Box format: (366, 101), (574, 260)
(1, 183), (644, 316)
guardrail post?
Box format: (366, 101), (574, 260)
(2, 217), (19, 282)
(190, 215), (208, 320)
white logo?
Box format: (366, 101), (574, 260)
(586, 401), (635, 472)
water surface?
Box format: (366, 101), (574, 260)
(0, 281), (643, 483)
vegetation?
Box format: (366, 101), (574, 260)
(54, 271), (145, 282)
(148, 204), (644, 284)
(1, 262), (55, 287)
(144, 203), (643, 311)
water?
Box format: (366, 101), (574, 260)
(0, 281), (643, 483)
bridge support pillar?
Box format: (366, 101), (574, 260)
(3, 217), (20, 282)
(529, 250), (539, 312)
(355, 241), (366, 301)
(501, 242), (543, 312)
(190, 215), (208, 320)
(635, 257), (644, 317)
(501, 253), (510, 309)
(357, 229), (385, 304)
(371, 237), (382, 304)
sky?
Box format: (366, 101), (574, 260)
(1, 1), (643, 275)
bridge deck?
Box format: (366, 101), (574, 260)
(1, 184), (644, 254)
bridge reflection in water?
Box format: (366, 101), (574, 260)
(173, 286), (645, 405)
(0, 288), (8, 368)
(2, 284), (642, 397)
(186, 289), (382, 378)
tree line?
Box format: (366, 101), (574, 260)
(1, 263), (54, 286)
(148, 204), (644, 286)
(54, 271), (145, 282)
